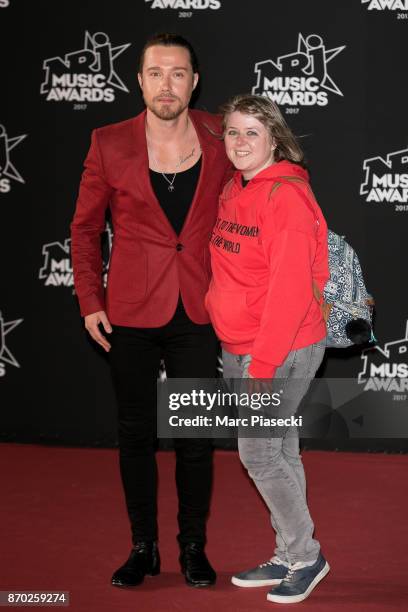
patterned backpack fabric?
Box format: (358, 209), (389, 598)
(323, 230), (374, 348)
(269, 177), (375, 348)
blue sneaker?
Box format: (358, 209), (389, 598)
(231, 557), (289, 587)
(266, 553), (330, 603)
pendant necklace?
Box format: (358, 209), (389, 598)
(151, 147), (198, 192)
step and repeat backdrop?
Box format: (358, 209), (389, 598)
(1, 0), (407, 450)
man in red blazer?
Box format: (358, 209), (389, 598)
(71, 33), (230, 589)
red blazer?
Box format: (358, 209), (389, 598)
(71, 109), (231, 327)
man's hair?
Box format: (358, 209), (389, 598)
(220, 94), (306, 167)
(138, 33), (199, 73)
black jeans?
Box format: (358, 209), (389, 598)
(109, 302), (218, 546)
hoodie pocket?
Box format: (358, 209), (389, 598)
(206, 286), (259, 344)
(246, 289), (267, 321)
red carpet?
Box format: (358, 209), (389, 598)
(1, 445), (407, 611)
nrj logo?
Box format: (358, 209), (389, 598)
(39, 238), (73, 287)
(362, 0), (408, 9)
(360, 147), (408, 204)
(0, 124), (27, 194)
(252, 33), (345, 107)
(41, 32), (131, 103)
(358, 321), (408, 393)
(145, 0), (221, 8)
(0, 312), (23, 377)
(39, 225), (112, 288)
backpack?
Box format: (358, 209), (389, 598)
(322, 230), (375, 347)
(269, 177), (375, 348)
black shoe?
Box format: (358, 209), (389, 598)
(111, 542), (160, 588)
(179, 543), (216, 587)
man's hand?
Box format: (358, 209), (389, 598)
(84, 310), (112, 352)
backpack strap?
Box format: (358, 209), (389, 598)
(268, 176), (331, 322)
(268, 176), (318, 223)
(222, 177), (235, 199)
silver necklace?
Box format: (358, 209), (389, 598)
(151, 147), (198, 192)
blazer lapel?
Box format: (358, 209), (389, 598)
(179, 111), (218, 238)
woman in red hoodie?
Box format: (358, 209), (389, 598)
(205, 94), (330, 604)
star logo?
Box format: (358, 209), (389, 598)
(0, 312), (23, 369)
(0, 124), (27, 184)
(291, 33), (345, 96)
(82, 31), (130, 92)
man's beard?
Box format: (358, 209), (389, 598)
(147, 96), (186, 121)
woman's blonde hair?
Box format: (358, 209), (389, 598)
(220, 94), (306, 167)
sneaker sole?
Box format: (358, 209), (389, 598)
(266, 561), (330, 604)
(231, 576), (284, 588)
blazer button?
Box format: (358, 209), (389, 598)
(176, 243), (183, 252)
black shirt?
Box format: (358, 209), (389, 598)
(149, 157), (202, 236)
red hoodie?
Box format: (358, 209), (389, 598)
(205, 160), (329, 378)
